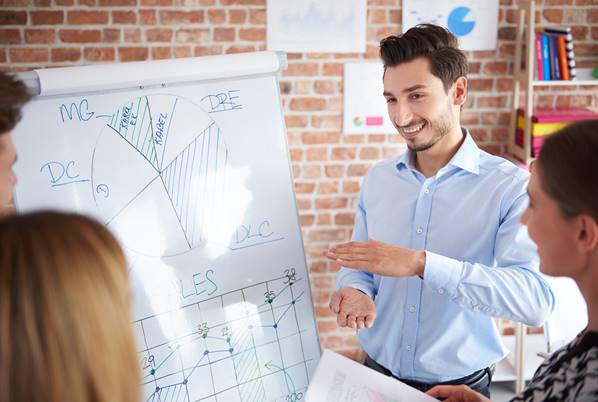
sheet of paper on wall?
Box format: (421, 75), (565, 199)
(343, 62), (396, 134)
(402, 0), (499, 51)
(267, 0), (366, 53)
(306, 349), (437, 402)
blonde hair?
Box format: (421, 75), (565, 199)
(0, 211), (140, 402)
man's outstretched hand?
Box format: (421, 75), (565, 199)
(329, 287), (377, 329)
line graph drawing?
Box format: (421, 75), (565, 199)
(134, 271), (319, 402)
(91, 94), (228, 257)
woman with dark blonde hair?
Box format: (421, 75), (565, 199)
(0, 211), (140, 402)
(428, 119), (598, 401)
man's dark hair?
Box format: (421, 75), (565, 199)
(0, 72), (33, 135)
(380, 24), (468, 92)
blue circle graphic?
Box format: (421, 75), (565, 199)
(447, 7), (475, 36)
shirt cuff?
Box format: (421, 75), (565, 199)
(423, 251), (464, 296)
(346, 283), (374, 299)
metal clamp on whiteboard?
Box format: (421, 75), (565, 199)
(19, 51), (287, 98)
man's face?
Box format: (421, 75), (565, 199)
(383, 57), (463, 152)
(0, 132), (17, 207)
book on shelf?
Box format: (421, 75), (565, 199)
(515, 108), (598, 156)
(536, 26), (577, 81)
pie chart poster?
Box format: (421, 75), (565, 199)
(402, 0), (499, 51)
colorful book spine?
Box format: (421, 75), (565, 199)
(517, 115), (569, 136)
(544, 26), (577, 80)
(541, 35), (551, 80)
(535, 34), (544, 80)
(518, 107), (598, 123)
(556, 36), (570, 80)
(548, 35), (560, 80)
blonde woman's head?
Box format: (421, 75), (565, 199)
(0, 211), (139, 402)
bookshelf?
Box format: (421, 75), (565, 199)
(508, 0), (598, 165)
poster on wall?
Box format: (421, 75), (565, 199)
(343, 62), (395, 135)
(402, 0), (499, 51)
(267, 0), (366, 53)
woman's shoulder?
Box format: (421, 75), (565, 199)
(509, 331), (598, 402)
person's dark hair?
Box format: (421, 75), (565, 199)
(380, 24), (468, 92)
(0, 72), (33, 135)
(537, 119), (598, 222)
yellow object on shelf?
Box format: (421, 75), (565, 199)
(517, 116), (570, 136)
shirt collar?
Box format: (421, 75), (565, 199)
(395, 128), (480, 176)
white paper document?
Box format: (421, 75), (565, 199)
(306, 349), (437, 402)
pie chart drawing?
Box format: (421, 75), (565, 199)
(447, 6), (476, 37)
(92, 94), (229, 257)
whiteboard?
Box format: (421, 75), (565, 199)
(13, 51), (320, 402)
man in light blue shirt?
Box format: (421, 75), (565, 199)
(325, 25), (554, 397)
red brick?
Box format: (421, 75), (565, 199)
(51, 47), (81, 62)
(302, 132), (340, 144)
(214, 27), (235, 41)
(290, 98), (326, 111)
(207, 9), (225, 24)
(303, 165), (322, 179)
(249, 9), (265, 24)
(194, 45), (222, 56)
(482, 61), (508, 75)
(146, 28), (173, 42)
(59, 29), (101, 43)
(124, 28), (142, 42)
(308, 228), (347, 241)
(0, 10), (26, 25)
(99, 0), (136, 5)
(359, 147), (380, 160)
(226, 45), (256, 54)
(10, 47), (48, 63)
(312, 115), (341, 129)
(323, 62), (344, 76)
(317, 213), (332, 225)
(160, 10), (204, 25)
(332, 147), (357, 160)
(118, 46), (149, 61)
(335, 212), (355, 225)
(314, 80), (338, 94)
(25, 28), (55, 44)
(55, 0), (73, 5)
(78, 0), (96, 6)
(141, 0), (172, 4)
(67, 11), (109, 25)
(348, 164), (369, 177)
(542, 9), (564, 22)
(239, 27), (265, 41)
(102, 28), (121, 42)
(174, 46), (191, 58)
(0, 49), (6, 63)
(295, 182), (315, 194)
(84, 47), (115, 61)
(151, 46), (171, 59)
(325, 165), (345, 177)
(0, 28), (21, 44)
(306, 148), (328, 161)
(228, 9), (246, 23)
(285, 115), (307, 128)
(31, 11), (63, 25)
(284, 63), (318, 76)
(369, 9), (387, 24)
(319, 181), (339, 194)
(175, 28), (209, 43)
(112, 10), (136, 24)
(468, 78), (493, 91)
(300, 214), (315, 227)
(139, 10), (157, 25)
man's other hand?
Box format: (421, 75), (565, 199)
(329, 287), (376, 329)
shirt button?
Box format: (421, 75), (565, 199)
(437, 288), (445, 294)
(416, 227), (423, 234)
(405, 345), (412, 352)
(409, 306), (416, 313)
(424, 188), (430, 194)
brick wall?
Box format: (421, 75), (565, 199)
(1, 0), (597, 360)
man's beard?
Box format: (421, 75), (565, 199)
(406, 108), (454, 153)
